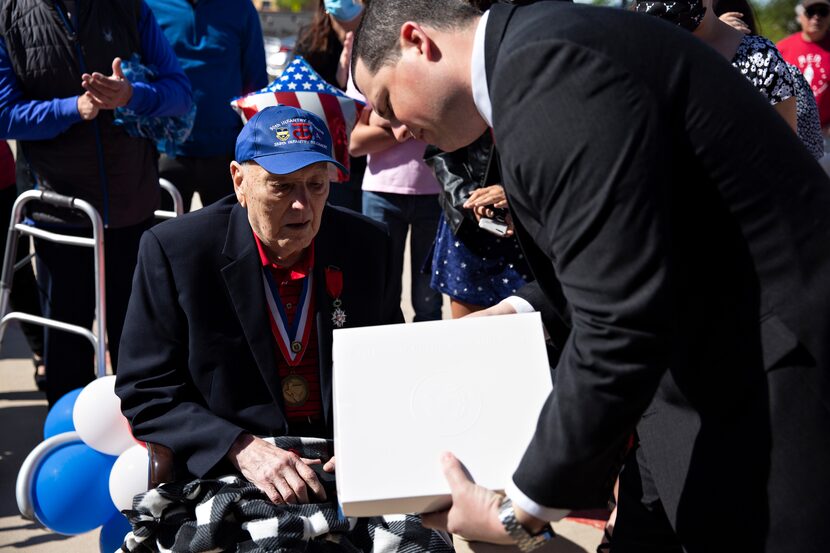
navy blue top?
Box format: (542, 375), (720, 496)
(0, 1), (191, 141)
(146, 0), (268, 157)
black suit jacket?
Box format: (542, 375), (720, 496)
(115, 196), (402, 478)
(486, 3), (830, 550)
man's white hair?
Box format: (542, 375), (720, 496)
(796, 4), (805, 15)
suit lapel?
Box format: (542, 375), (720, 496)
(314, 206), (336, 424)
(484, 4), (518, 92)
(221, 203), (285, 413)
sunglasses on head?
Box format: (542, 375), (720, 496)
(806, 4), (829, 17)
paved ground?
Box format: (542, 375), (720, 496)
(0, 323), (98, 551)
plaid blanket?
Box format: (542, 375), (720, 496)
(120, 437), (452, 553)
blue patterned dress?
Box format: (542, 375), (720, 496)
(430, 216), (532, 307)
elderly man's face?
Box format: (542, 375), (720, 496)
(232, 161), (330, 263)
(354, 53), (487, 152)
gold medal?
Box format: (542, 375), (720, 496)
(291, 340), (303, 353)
(282, 374), (309, 407)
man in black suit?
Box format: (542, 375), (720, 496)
(352, 1), (830, 551)
(115, 105), (402, 505)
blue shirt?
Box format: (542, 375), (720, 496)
(0, 1), (192, 141)
(145, 0), (268, 157)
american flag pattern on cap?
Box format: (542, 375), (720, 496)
(231, 56), (365, 182)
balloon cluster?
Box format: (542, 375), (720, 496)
(18, 376), (149, 552)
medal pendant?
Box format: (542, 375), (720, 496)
(332, 306), (347, 328)
(282, 374), (309, 407)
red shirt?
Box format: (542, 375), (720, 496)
(778, 33), (830, 128)
(254, 233), (322, 421)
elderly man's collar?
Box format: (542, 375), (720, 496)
(254, 231), (315, 281)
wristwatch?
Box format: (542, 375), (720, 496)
(497, 497), (556, 552)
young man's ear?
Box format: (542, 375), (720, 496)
(400, 21), (438, 60)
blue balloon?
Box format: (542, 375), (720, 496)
(99, 512), (132, 552)
(43, 388), (82, 439)
(32, 441), (119, 535)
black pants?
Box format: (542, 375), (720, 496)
(159, 153), (235, 212)
(0, 185), (43, 357)
(35, 218), (152, 405)
(611, 445), (684, 553)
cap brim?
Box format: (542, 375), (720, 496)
(252, 151), (349, 177)
(803, 0), (830, 7)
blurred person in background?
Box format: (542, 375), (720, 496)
(348, 81), (443, 323)
(425, 132), (532, 319)
(296, 0), (366, 211)
(147, 0), (268, 211)
(778, 0), (830, 167)
(715, 0), (824, 159)
(0, 0), (192, 405)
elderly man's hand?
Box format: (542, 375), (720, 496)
(227, 433), (327, 504)
(81, 57), (133, 110)
(323, 455), (336, 473)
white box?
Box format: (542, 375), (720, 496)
(332, 312), (552, 517)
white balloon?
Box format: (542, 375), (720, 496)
(109, 444), (149, 511)
(72, 375), (135, 456)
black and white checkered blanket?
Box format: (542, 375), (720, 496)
(120, 437), (452, 553)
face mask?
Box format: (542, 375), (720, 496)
(324, 0), (363, 22)
(635, 0), (707, 32)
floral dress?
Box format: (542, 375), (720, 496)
(731, 35), (823, 159)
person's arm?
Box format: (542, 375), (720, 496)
(115, 230), (249, 478)
(773, 96), (798, 133)
(348, 106), (400, 156)
(500, 39), (673, 511)
(125, 1), (192, 116)
(0, 36), (93, 139)
(756, 42), (798, 133)
(240, 1), (269, 94)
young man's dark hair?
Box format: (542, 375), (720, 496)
(351, 0), (480, 79)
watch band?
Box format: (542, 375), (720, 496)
(497, 497), (556, 552)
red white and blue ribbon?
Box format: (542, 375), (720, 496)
(261, 269), (314, 366)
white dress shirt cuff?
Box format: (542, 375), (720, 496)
(505, 479), (570, 522)
(502, 295), (535, 314)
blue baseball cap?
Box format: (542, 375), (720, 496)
(324, 0), (363, 22)
(235, 105), (347, 176)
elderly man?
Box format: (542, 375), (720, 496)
(115, 105), (402, 505)
(352, 1), (830, 552)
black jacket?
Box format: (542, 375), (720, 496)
(487, 3), (830, 551)
(115, 197), (403, 478)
